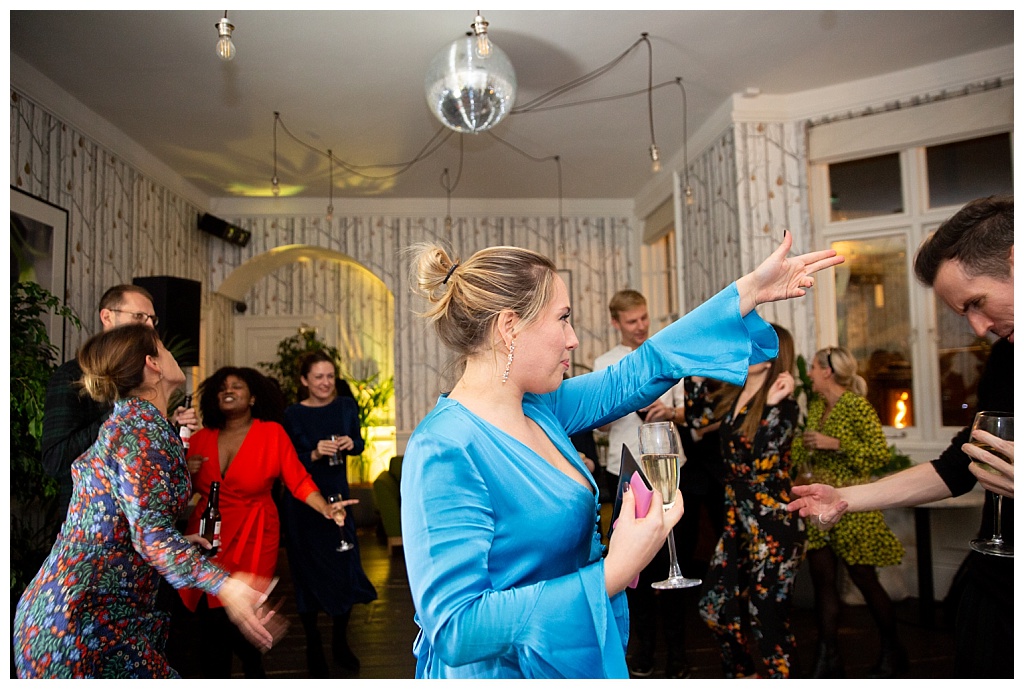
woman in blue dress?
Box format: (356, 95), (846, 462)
(281, 351), (378, 676)
(401, 233), (843, 678)
(13, 324), (278, 678)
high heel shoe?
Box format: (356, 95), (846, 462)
(810, 641), (845, 679)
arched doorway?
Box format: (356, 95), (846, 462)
(218, 244), (395, 483)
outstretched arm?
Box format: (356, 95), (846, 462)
(788, 462), (952, 526)
(735, 231), (844, 316)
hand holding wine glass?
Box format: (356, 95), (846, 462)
(965, 427), (1014, 498)
(638, 421), (701, 589)
(967, 411), (1013, 557)
(326, 493), (358, 553)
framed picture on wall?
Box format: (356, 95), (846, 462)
(10, 186), (71, 360)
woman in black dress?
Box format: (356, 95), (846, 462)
(281, 351), (378, 676)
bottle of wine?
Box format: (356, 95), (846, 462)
(199, 481), (222, 557)
(179, 394), (193, 451)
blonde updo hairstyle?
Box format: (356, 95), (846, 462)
(816, 345), (867, 397)
(410, 243), (558, 374)
(78, 323), (161, 405)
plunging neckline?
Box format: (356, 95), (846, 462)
(444, 397), (595, 497)
(217, 419), (253, 478)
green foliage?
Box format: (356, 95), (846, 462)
(10, 281), (81, 592)
(877, 444), (913, 478)
(259, 328), (395, 483)
(258, 328), (343, 406)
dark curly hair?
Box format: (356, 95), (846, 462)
(197, 366), (286, 429)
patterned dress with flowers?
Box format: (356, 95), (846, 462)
(13, 397), (229, 679)
(695, 394), (805, 678)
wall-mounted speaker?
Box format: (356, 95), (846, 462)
(132, 276), (202, 367)
(197, 213), (251, 247)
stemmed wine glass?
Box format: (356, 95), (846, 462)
(968, 411), (1013, 558)
(638, 422), (701, 589)
(326, 493), (355, 553)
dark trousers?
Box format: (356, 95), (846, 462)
(195, 596), (266, 678)
(626, 485), (725, 669)
(954, 575), (1014, 678)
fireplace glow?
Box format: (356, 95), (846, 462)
(893, 392), (910, 429)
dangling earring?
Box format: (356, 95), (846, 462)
(502, 338), (516, 384)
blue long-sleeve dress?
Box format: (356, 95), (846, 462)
(401, 282), (778, 678)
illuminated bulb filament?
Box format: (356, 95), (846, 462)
(215, 16), (236, 62)
(472, 12), (491, 57)
(649, 144), (661, 173)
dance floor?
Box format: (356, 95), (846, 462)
(169, 519), (957, 680)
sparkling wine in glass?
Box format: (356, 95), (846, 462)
(638, 422), (701, 589)
(968, 411), (1013, 558)
(326, 493), (355, 553)
(329, 434), (344, 467)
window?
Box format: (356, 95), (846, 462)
(926, 133), (1013, 209)
(831, 235), (914, 428)
(811, 132), (1012, 439)
(641, 231), (678, 329)
(828, 153), (903, 222)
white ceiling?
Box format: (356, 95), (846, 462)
(9, 9), (1015, 203)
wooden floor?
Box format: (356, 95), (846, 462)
(176, 524), (958, 680)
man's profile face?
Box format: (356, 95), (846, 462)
(932, 252), (1014, 343)
(100, 292), (157, 331)
(612, 305), (650, 350)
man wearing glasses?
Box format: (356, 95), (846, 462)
(40, 284), (196, 529)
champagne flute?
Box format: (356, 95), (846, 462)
(329, 434), (344, 467)
(638, 421), (701, 589)
(326, 493), (355, 553)
(968, 411), (1013, 558)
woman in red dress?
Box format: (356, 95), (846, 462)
(181, 366), (345, 678)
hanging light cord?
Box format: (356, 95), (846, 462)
(272, 33), (680, 200)
(644, 35), (657, 155)
(272, 111), (279, 178)
(276, 115), (455, 182)
(512, 34), (649, 113)
(676, 77), (690, 190)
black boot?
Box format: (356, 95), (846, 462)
(305, 642), (329, 679)
(867, 641), (909, 678)
(810, 641), (845, 679)
(332, 611), (360, 672)
(300, 612), (329, 678)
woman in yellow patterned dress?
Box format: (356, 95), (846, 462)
(791, 346), (906, 679)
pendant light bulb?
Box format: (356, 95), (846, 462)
(215, 13), (236, 61)
(649, 144), (661, 173)
(271, 175), (280, 197)
(471, 11), (491, 57)
(685, 184), (694, 206)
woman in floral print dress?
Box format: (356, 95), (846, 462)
(693, 324), (805, 678)
(790, 346), (906, 678)
(13, 325), (277, 678)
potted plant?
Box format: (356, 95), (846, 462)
(10, 281), (80, 598)
(259, 329), (395, 525)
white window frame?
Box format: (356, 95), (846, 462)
(809, 137), (1011, 453)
